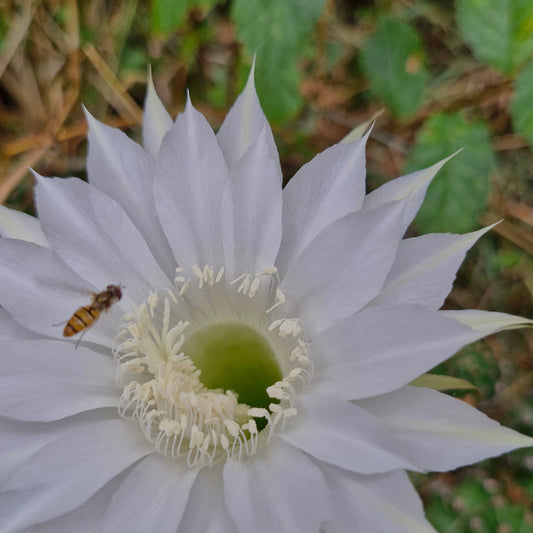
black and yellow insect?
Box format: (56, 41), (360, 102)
(63, 284), (122, 338)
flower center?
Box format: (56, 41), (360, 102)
(113, 265), (311, 467)
(182, 323), (282, 410)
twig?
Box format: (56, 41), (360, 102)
(0, 144), (51, 204)
(82, 42), (142, 123)
(0, 0), (35, 79)
(481, 213), (533, 256)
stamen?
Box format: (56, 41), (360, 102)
(191, 265), (204, 280)
(237, 275), (251, 295)
(249, 277), (261, 298)
(216, 266), (225, 283)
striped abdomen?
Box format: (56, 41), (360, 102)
(63, 305), (101, 337)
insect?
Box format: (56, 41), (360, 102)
(63, 284), (123, 343)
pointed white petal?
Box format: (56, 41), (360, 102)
(85, 110), (175, 276)
(223, 438), (330, 533)
(340, 111), (382, 144)
(277, 134), (368, 276)
(0, 204), (49, 247)
(369, 224), (496, 309)
(410, 373), (476, 391)
(1, 419), (153, 531)
(323, 466), (437, 533)
(280, 393), (417, 474)
(281, 201), (405, 336)
(0, 239), (115, 344)
(103, 454), (198, 533)
(35, 176), (170, 304)
(0, 308), (41, 340)
(154, 99), (228, 267)
(217, 60), (280, 172)
(221, 125), (282, 276)
(142, 69), (173, 157)
(312, 304), (485, 400)
(363, 154), (457, 233)
(178, 463), (238, 533)
(0, 339), (118, 421)
(358, 386), (533, 471)
(442, 309), (533, 333)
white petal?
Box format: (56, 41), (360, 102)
(369, 224), (496, 309)
(0, 339), (118, 421)
(217, 61), (280, 172)
(35, 176), (170, 304)
(0, 308), (40, 340)
(0, 412), (108, 486)
(363, 154), (456, 233)
(442, 309), (533, 333)
(280, 393), (417, 474)
(24, 473), (125, 533)
(323, 466), (436, 533)
(154, 98), (228, 267)
(85, 110), (175, 276)
(312, 304), (485, 400)
(103, 454), (198, 533)
(0, 204), (49, 247)
(221, 125), (282, 276)
(178, 463), (238, 533)
(281, 201), (405, 336)
(142, 69), (173, 157)
(0, 239), (115, 344)
(1, 418), (153, 531)
(357, 386), (533, 471)
(223, 438), (330, 533)
(277, 133), (368, 276)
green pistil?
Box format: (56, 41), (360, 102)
(182, 323), (282, 410)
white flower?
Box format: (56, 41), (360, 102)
(0, 66), (532, 533)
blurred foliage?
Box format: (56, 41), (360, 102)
(150, 0), (219, 36)
(419, 475), (533, 533)
(511, 60), (533, 150)
(456, 0), (533, 75)
(1, 0), (533, 531)
(405, 113), (494, 234)
(359, 16), (428, 118)
(232, 0), (327, 121)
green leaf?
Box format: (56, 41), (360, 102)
(511, 60), (533, 148)
(457, 0), (533, 74)
(232, 0), (326, 122)
(150, 0), (219, 36)
(150, 0), (187, 35)
(359, 17), (428, 118)
(405, 113), (495, 234)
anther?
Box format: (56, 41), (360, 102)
(224, 419), (240, 438)
(249, 277), (261, 298)
(237, 276), (251, 295)
(248, 407), (269, 418)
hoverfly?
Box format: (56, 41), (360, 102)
(63, 284), (123, 344)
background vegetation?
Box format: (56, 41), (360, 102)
(1, 0), (532, 531)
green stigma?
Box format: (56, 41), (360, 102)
(181, 322), (282, 410)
